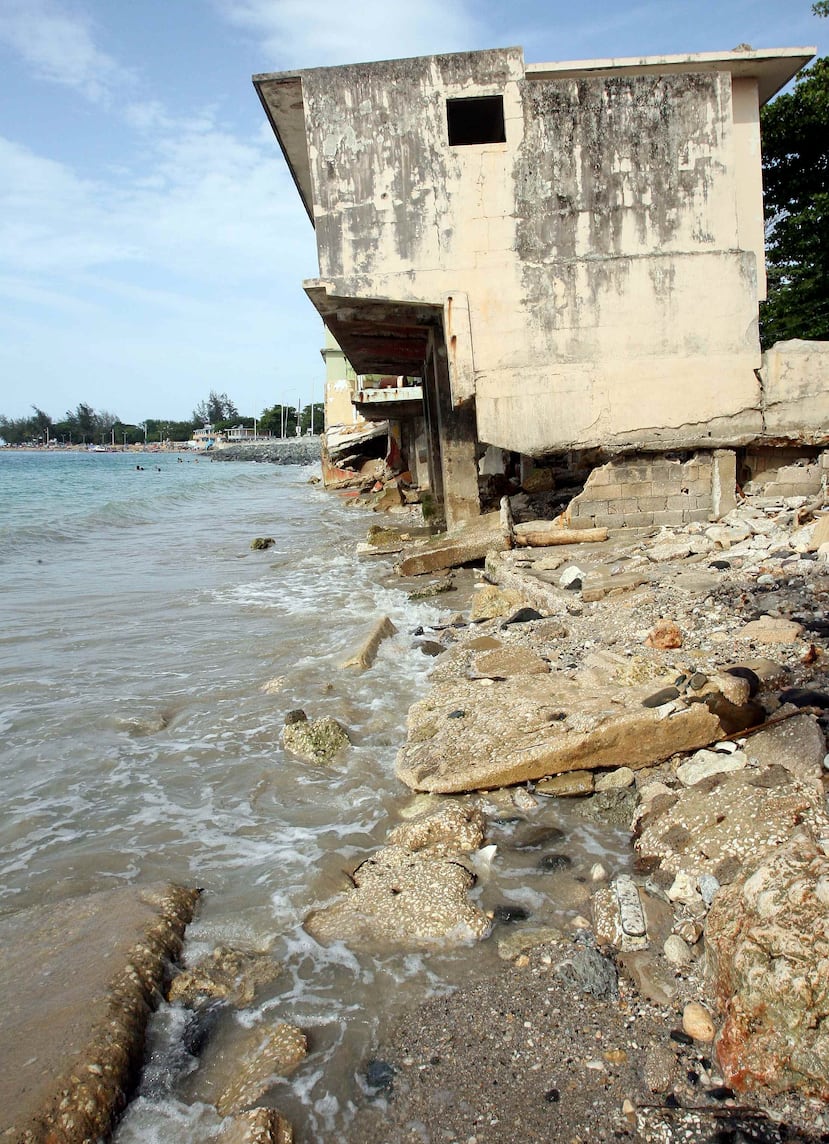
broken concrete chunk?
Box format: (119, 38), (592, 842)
(675, 748), (747, 787)
(218, 1109), (294, 1144)
(738, 616), (804, 644)
(706, 829), (829, 1097)
(744, 713), (826, 782)
(469, 585), (525, 621)
(396, 514), (509, 577)
(0, 884), (199, 1144)
(615, 874), (648, 939)
(168, 945), (280, 1008)
(386, 801), (485, 855)
(340, 615), (397, 670)
(397, 672), (727, 794)
(215, 1024), (308, 1115)
(304, 845), (490, 948)
(593, 875), (648, 953)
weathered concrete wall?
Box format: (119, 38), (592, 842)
(759, 340), (829, 445)
(297, 48), (764, 458)
(322, 329), (359, 428)
(566, 450), (736, 529)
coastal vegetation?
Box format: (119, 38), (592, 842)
(759, 7), (829, 346)
(0, 390), (325, 447)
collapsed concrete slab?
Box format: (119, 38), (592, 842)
(396, 673), (732, 793)
(396, 513), (509, 576)
(0, 883), (199, 1144)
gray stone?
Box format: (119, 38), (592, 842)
(595, 766), (635, 791)
(745, 713), (826, 783)
(554, 941), (618, 1000)
(663, 934), (692, 966)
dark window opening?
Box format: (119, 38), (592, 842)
(447, 95), (505, 146)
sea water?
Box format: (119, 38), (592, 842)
(0, 449), (631, 1142)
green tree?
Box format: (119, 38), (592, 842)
(192, 391), (238, 424)
(760, 55), (829, 347)
(813, 2), (828, 16)
(30, 406), (53, 441)
(0, 415), (33, 445)
(259, 404), (298, 437)
(300, 402), (324, 435)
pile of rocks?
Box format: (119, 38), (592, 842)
(345, 493), (829, 1137)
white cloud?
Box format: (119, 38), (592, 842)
(216, 0), (482, 69)
(0, 0), (125, 102)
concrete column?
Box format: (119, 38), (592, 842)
(421, 354), (444, 507)
(711, 449), (737, 519)
(429, 332), (481, 530)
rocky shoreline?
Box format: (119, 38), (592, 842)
(208, 439), (321, 465)
(332, 494), (829, 1142)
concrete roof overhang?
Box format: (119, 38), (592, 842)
(253, 73), (314, 223)
(526, 47), (816, 106)
(304, 282), (443, 375)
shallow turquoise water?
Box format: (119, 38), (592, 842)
(0, 449), (630, 1142)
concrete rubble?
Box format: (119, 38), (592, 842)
(344, 485), (829, 1138)
(304, 803), (491, 948)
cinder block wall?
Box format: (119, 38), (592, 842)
(742, 446), (827, 497)
(566, 450), (736, 529)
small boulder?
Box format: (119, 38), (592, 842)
(559, 565), (585, 590)
(645, 620), (683, 650)
(250, 537), (275, 551)
(282, 715), (350, 764)
(682, 1001), (715, 1042)
(469, 585), (524, 621)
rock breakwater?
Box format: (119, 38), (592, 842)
(209, 439), (320, 465)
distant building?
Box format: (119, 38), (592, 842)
(255, 45), (815, 527)
(191, 424), (218, 449)
(225, 425), (258, 442)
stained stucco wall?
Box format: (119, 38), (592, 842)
(299, 49), (764, 458)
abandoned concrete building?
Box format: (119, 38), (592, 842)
(254, 45), (828, 529)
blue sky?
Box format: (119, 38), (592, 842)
(0, 0), (825, 425)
